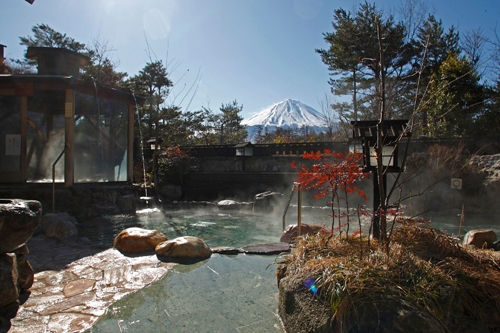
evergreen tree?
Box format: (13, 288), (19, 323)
(17, 23), (127, 86)
(19, 23), (86, 52)
(317, 2), (411, 122)
(316, 8), (365, 121)
(213, 100), (247, 144)
(190, 107), (218, 145)
(410, 15), (460, 133)
(423, 53), (485, 137)
(475, 80), (500, 137)
(128, 60), (172, 140)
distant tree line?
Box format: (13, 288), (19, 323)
(252, 125), (342, 144)
(317, 0), (500, 139)
(8, 0), (500, 149)
(6, 23), (247, 148)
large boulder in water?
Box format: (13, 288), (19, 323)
(40, 212), (77, 231)
(155, 236), (211, 260)
(45, 220), (78, 239)
(0, 199), (42, 253)
(113, 227), (168, 253)
(217, 200), (253, 211)
(280, 224), (324, 243)
(40, 212), (78, 239)
(253, 191), (284, 213)
(116, 194), (137, 214)
(463, 229), (497, 249)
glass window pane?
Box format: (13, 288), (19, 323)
(0, 96), (21, 173)
(74, 92), (128, 182)
(26, 91), (66, 183)
(369, 146), (394, 167)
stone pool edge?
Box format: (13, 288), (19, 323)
(8, 239), (174, 333)
(7, 236), (291, 333)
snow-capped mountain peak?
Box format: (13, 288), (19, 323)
(242, 99), (328, 141)
(242, 99), (325, 127)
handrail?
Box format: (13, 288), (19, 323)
(282, 182), (302, 234)
(52, 145), (68, 212)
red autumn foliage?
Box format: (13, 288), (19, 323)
(295, 150), (369, 201)
(161, 146), (189, 159)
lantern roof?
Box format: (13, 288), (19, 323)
(351, 120), (410, 140)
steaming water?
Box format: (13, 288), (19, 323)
(425, 212), (500, 236)
(78, 208), (282, 247)
(80, 206), (500, 332)
(81, 209), (284, 333)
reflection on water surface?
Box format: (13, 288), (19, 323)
(78, 208), (283, 248)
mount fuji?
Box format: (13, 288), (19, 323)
(242, 99), (329, 142)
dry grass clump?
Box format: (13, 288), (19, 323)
(280, 222), (500, 331)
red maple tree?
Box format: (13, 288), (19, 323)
(292, 150), (369, 235)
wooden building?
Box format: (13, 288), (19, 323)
(0, 47), (142, 187)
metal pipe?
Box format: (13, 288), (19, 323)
(52, 145), (68, 212)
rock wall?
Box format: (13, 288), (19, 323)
(0, 199), (41, 327)
(0, 185), (137, 220)
(181, 171), (298, 202)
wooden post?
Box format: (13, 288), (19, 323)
(64, 89), (75, 187)
(297, 184), (302, 237)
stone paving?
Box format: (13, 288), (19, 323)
(5, 234), (290, 333)
(6, 235), (174, 333)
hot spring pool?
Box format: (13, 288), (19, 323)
(78, 208), (284, 248)
(79, 207), (499, 333)
(81, 208), (286, 333)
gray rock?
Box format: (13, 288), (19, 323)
(45, 220), (78, 239)
(0, 199), (42, 253)
(89, 202), (120, 216)
(40, 213), (60, 233)
(463, 229), (498, 249)
(78, 237), (92, 245)
(57, 212), (78, 225)
(217, 199), (238, 209)
(159, 185), (182, 201)
(116, 194), (137, 214)
(91, 189), (118, 204)
(16, 254), (34, 290)
(241, 243), (290, 255)
(217, 200), (252, 211)
(211, 247), (242, 255)
(280, 224), (323, 243)
(155, 236), (211, 260)
(253, 191), (284, 213)
(0, 253), (19, 308)
(41, 212), (78, 235)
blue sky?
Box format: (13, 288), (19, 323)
(2, 0), (500, 119)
